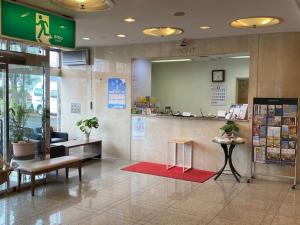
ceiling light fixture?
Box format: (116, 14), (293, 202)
(82, 37), (91, 40)
(117, 34), (126, 38)
(230, 17), (281, 28)
(143, 27), (184, 37)
(200, 25), (211, 30)
(173, 12), (186, 17)
(230, 55), (250, 59)
(152, 59), (192, 63)
(124, 17), (136, 23)
(51, 0), (115, 12)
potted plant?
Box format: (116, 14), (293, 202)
(9, 104), (35, 160)
(76, 117), (99, 141)
(220, 120), (239, 138)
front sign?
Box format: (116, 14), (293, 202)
(1, 0), (76, 49)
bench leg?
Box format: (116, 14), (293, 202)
(31, 174), (35, 196)
(78, 164), (82, 182)
(65, 168), (69, 179)
(17, 170), (22, 192)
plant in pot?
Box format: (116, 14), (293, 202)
(9, 104), (35, 160)
(76, 117), (99, 141)
(220, 120), (239, 138)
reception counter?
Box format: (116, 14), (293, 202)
(131, 114), (251, 176)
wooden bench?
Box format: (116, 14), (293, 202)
(16, 156), (82, 196)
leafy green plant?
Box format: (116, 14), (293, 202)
(220, 120), (239, 136)
(9, 104), (31, 143)
(76, 117), (99, 135)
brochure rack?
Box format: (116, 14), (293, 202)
(250, 98), (298, 188)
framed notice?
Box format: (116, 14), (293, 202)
(108, 78), (126, 109)
(252, 98), (298, 166)
(211, 83), (226, 106)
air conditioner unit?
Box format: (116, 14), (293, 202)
(61, 48), (90, 66)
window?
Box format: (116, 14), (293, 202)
(26, 45), (46, 56)
(50, 51), (60, 68)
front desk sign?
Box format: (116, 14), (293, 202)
(1, 0), (76, 49)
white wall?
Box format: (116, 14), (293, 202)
(131, 58), (152, 103)
(151, 58), (249, 115)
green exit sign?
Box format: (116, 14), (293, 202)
(1, 0), (76, 49)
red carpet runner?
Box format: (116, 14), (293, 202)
(121, 162), (216, 183)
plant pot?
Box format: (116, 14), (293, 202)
(226, 132), (233, 139)
(13, 141), (35, 160)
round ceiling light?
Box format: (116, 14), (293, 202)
(230, 17), (281, 28)
(51, 0), (115, 12)
(143, 27), (184, 37)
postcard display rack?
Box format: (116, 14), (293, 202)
(251, 98), (298, 188)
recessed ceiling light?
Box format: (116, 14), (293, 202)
(230, 55), (250, 59)
(230, 17), (281, 28)
(173, 12), (186, 17)
(117, 34), (126, 38)
(51, 0), (115, 12)
(200, 25), (211, 30)
(124, 17), (136, 23)
(143, 27), (184, 37)
(152, 59), (192, 63)
(82, 37), (91, 40)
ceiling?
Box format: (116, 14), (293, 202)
(17, 0), (300, 47)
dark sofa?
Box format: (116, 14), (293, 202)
(35, 127), (68, 144)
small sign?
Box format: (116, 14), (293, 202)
(132, 117), (146, 140)
(1, 0), (76, 49)
(108, 78), (126, 109)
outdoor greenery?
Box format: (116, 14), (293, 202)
(220, 120), (239, 136)
(76, 117), (99, 135)
(9, 104), (31, 143)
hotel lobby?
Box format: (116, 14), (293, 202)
(0, 0), (300, 224)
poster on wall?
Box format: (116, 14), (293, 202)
(211, 83), (227, 106)
(108, 78), (126, 109)
(132, 117), (146, 140)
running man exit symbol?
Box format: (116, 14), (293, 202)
(36, 13), (51, 44)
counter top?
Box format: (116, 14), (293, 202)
(131, 114), (249, 122)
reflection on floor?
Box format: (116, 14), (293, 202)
(0, 158), (299, 225)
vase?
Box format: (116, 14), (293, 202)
(12, 141), (35, 160)
(84, 133), (90, 141)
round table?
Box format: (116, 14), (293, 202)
(213, 137), (245, 182)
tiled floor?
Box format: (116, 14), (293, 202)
(0, 158), (299, 225)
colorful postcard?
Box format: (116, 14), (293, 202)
(267, 127), (281, 147)
(253, 126), (260, 136)
(267, 136), (274, 147)
(275, 105), (283, 116)
(289, 126), (297, 140)
(283, 105), (297, 117)
(254, 115), (267, 126)
(253, 136), (260, 146)
(268, 105), (275, 116)
(260, 126), (267, 137)
(267, 116), (275, 126)
(289, 141), (296, 149)
(254, 104), (267, 116)
(260, 138), (266, 146)
(254, 146), (265, 163)
(281, 148), (296, 164)
(281, 140), (289, 149)
(266, 147), (281, 161)
(274, 116), (282, 126)
(282, 125), (289, 139)
(282, 117), (296, 126)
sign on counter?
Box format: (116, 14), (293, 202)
(132, 117), (146, 140)
(1, 0), (76, 49)
(108, 78), (126, 109)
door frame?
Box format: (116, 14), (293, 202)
(0, 50), (50, 162)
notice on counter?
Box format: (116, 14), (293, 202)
(108, 78), (126, 109)
(211, 83), (227, 106)
(132, 117), (146, 140)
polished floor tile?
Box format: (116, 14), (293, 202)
(0, 158), (300, 225)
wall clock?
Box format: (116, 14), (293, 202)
(212, 70), (225, 82)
